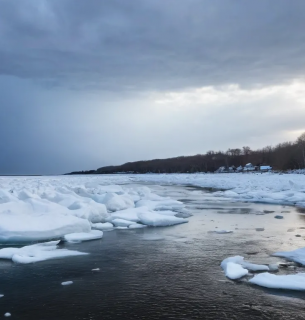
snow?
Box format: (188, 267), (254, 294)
(111, 218), (135, 227)
(0, 241), (88, 264)
(221, 256), (269, 279)
(249, 273), (305, 290)
(64, 230), (103, 243)
(133, 173), (305, 208)
(225, 262), (248, 280)
(0, 176), (189, 244)
(273, 247), (305, 265)
(61, 281), (73, 286)
(91, 222), (113, 230)
(138, 211), (188, 227)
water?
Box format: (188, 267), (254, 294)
(1, 184), (305, 319)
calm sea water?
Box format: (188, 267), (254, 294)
(1, 184), (305, 320)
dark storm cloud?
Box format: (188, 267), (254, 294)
(0, 0), (305, 91)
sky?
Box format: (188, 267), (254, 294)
(0, 0), (305, 174)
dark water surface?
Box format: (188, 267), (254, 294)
(1, 184), (305, 319)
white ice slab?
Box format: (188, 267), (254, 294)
(0, 241), (88, 264)
(138, 211), (188, 227)
(64, 230), (103, 243)
(249, 272), (305, 290)
(273, 247), (305, 265)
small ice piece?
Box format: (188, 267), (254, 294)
(0, 294), (4, 298)
(208, 230), (233, 234)
(92, 268), (100, 271)
(255, 228), (265, 232)
(273, 247), (305, 265)
(225, 262), (248, 280)
(61, 281), (73, 286)
(111, 218), (134, 227)
(249, 273), (305, 290)
(91, 222), (113, 230)
(4, 313), (11, 317)
(268, 264), (279, 271)
(274, 215), (284, 219)
(64, 230), (103, 243)
(129, 223), (147, 229)
(221, 256), (269, 279)
(138, 211), (188, 227)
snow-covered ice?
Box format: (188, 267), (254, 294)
(221, 256), (269, 279)
(134, 173), (305, 208)
(273, 247), (305, 265)
(0, 175), (189, 244)
(225, 262), (248, 280)
(249, 273), (305, 290)
(0, 241), (87, 264)
(64, 230), (103, 243)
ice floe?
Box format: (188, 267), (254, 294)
(0, 241), (87, 264)
(249, 273), (305, 290)
(221, 256), (269, 279)
(273, 247), (305, 265)
(64, 230), (103, 243)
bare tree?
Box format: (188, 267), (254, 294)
(297, 132), (305, 168)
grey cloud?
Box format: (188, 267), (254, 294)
(0, 0), (305, 91)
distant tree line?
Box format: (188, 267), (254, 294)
(67, 132), (305, 174)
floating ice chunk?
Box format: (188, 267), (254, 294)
(111, 218), (135, 227)
(115, 226), (128, 229)
(0, 294), (4, 298)
(61, 281), (73, 286)
(208, 230), (233, 234)
(255, 228), (265, 231)
(135, 199), (184, 211)
(249, 273), (305, 290)
(225, 262), (248, 280)
(268, 264), (279, 271)
(4, 312), (11, 317)
(91, 222), (113, 230)
(129, 223), (147, 229)
(274, 215), (284, 219)
(241, 261), (269, 272)
(138, 211), (188, 227)
(0, 241), (88, 264)
(221, 256), (269, 279)
(64, 230), (103, 243)
(92, 268), (100, 271)
(273, 247), (305, 265)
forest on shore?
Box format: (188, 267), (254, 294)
(68, 133), (305, 175)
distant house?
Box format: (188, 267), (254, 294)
(236, 165), (243, 172)
(260, 165), (272, 172)
(244, 163), (256, 171)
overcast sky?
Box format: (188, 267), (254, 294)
(0, 0), (305, 174)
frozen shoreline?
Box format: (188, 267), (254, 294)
(132, 173), (305, 208)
